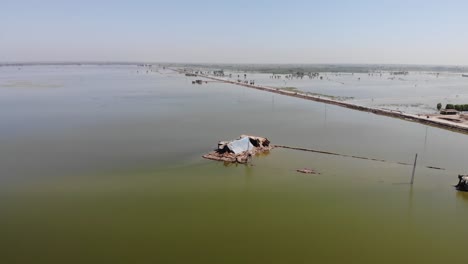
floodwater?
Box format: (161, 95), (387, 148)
(229, 71), (468, 114)
(1, 65), (468, 264)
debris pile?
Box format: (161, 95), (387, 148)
(455, 175), (468, 192)
(202, 135), (271, 164)
(296, 168), (320, 174)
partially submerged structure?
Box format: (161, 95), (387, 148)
(213, 70), (225, 76)
(455, 175), (468, 192)
(203, 135), (271, 163)
(440, 109), (458, 115)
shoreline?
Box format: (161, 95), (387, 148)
(191, 72), (468, 134)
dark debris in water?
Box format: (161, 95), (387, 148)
(296, 168), (320, 174)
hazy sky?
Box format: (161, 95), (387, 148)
(2, 0), (468, 65)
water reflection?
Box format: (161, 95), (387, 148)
(255, 150), (270, 158)
(2, 65), (468, 263)
(456, 190), (468, 201)
(407, 186), (414, 220)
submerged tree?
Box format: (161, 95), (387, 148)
(437, 103), (442, 111)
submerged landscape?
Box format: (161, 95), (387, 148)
(1, 63), (468, 263)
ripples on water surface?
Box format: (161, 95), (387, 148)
(1, 65), (468, 263)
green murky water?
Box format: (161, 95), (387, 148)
(1, 65), (468, 263)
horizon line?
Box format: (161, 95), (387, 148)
(1, 61), (468, 68)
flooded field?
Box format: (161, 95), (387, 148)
(223, 70), (468, 114)
(1, 65), (468, 263)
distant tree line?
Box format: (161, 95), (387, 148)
(443, 103), (468, 111)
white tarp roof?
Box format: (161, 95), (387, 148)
(227, 137), (254, 154)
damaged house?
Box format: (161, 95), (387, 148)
(203, 135), (271, 163)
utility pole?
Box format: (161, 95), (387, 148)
(411, 154), (418, 184)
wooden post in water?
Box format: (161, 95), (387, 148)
(411, 154), (418, 184)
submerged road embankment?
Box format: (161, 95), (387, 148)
(193, 73), (468, 134)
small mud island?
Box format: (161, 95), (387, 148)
(203, 135), (271, 164)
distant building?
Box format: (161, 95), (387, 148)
(390, 71), (409, 75)
(440, 109), (458, 115)
(213, 70), (224, 76)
